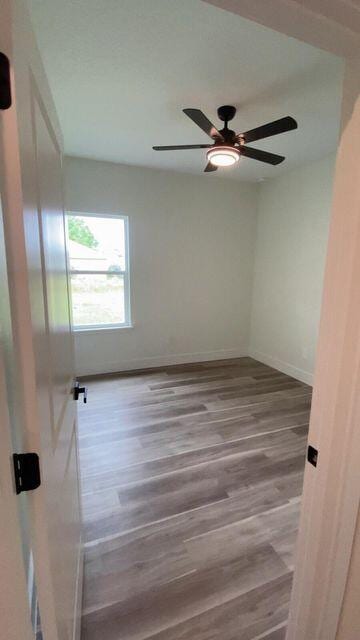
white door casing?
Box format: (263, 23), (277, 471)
(0, 1), (36, 635)
(0, 178), (34, 640)
(287, 56), (360, 640)
(0, 345), (34, 640)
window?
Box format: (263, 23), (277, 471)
(67, 212), (131, 330)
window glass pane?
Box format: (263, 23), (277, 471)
(71, 273), (125, 326)
(68, 215), (125, 272)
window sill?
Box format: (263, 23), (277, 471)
(73, 324), (133, 333)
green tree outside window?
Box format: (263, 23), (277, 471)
(68, 216), (98, 249)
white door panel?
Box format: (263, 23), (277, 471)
(26, 53), (82, 640)
(0, 1), (83, 639)
(33, 94), (74, 434)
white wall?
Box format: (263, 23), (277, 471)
(249, 154), (335, 384)
(64, 157), (258, 375)
(64, 155), (335, 379)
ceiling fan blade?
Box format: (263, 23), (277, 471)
(183, 108), (224, 141)
(204, 161), (218, 172)
(240, 146), (285, 165)
(238, 116), (297, 144)
(153, 144), (212, 151)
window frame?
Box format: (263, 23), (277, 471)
(67, 211), (131, 331)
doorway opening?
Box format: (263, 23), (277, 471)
(4, 1), (358, 640)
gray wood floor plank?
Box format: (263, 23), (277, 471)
(143, 575), (291, 640)
(81, 427), (304, 491)
(82, 546), (289, 639)
(79, 357), (310, 640)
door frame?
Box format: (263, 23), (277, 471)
(0, 2), (38, 635)
(0, 343), (34, 640)
(2, 0), (360, 638)
(205, 2), (360, 638)
(0, 135), (33, 638)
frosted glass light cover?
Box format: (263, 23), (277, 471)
(207, 146), (240, 167)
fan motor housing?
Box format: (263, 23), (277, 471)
(218, 128), (237, 144)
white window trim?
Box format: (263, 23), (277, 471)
(68, 211), (131, 331)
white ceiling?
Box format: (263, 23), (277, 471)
(28, 0), (344, 181)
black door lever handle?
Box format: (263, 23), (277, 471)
(73, 380), (88, 403)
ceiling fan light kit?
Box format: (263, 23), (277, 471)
(153, 105), (297, 173)
(207, 146), (240, 167)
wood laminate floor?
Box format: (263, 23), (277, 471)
(78, 357), (311, 640)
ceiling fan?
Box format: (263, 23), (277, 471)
(153, 105), (297, 172)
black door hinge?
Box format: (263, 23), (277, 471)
(73, 380), (88, 403)
(0, 52), (11, 110)
(13, 453), (41, 494)
(307, 445), (318, 468)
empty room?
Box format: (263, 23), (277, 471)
(2, 2), (360, 640)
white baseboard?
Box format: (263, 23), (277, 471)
(76, 344), (314, 384)
(72, 541), (84, 640)
(248, 348), (313, 386)
(76, 348), (247, 377)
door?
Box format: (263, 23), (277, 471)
(0, 1), (83, 639)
